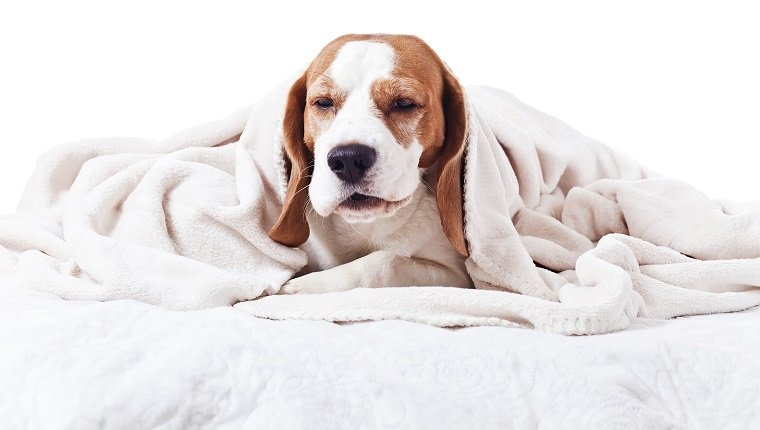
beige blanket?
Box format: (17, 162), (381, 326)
(2, 83), (759, 334)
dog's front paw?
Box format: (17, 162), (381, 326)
(279, 275), (315, 295)
(278, 270), (357, 295)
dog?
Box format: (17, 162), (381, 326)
(268, 34), (473, 294)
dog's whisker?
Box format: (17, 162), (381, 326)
(295, 165), (312, 177)
(347, 222), (361, 237)
(420, 177), (434, 194)
(292, 180), (312, 198)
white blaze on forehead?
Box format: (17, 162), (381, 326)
(315, 40), (398, 149)
(327, 41), (395, 91)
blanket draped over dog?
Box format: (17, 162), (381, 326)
(2, 83), (759, 334)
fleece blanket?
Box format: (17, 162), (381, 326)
(2, 82), (760, 335)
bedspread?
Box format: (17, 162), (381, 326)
(1, 287), (758, 429)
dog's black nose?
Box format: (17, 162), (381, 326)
(327, 144), (376, 183)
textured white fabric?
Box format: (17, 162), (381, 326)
(2, 83), (760, 334)
(0, 89), (305, 310)
(1, 287), (759, 429)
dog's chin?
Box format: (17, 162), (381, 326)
(332, 192), (413, 224)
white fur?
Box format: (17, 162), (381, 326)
(285, 41), (469, 294)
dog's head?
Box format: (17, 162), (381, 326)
(269, 34), (467, 256)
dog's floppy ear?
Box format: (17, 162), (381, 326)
(268, 72), (312, 247)
(436, 68), (469, 257)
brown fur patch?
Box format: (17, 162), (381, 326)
(304, 76), (346, 151)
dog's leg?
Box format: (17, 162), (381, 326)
(280, 250), (468, 294)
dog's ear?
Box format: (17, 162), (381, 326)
(268, 72), (312, 247)
(435, 68), (469, 257)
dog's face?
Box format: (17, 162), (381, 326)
(304, 37), (447, 222)
(270, 34), (468, 256)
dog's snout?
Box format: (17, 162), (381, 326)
(327, 144), (376, 183)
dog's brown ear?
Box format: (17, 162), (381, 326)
(436, 69), (469, 257)
(268, 72), (312, 247)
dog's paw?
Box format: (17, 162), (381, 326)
(279, 276), (315, 295)
(278, 270), (357, 295)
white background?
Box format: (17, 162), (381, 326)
(1, 0), (758, 214)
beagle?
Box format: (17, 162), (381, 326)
(269, 34), (473, 294)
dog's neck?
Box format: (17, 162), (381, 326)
(300, 183), (442, 273)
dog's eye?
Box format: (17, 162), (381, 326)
(315, 98), (334, 109)
(392, 98), (417, 111)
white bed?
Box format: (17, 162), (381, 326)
(1, 286), (757, 429)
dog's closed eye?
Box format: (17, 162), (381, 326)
(392, 98), (418, 111)
(315, 97), (334, 109)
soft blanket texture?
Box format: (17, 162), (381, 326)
(2, 287), (759, 429)
(2, 83), (760, 334)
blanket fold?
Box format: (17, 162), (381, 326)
(2, 82), (759, 334)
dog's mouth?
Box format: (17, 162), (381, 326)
(338, 193), (385, 210)
(334, 192), (412, 222)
